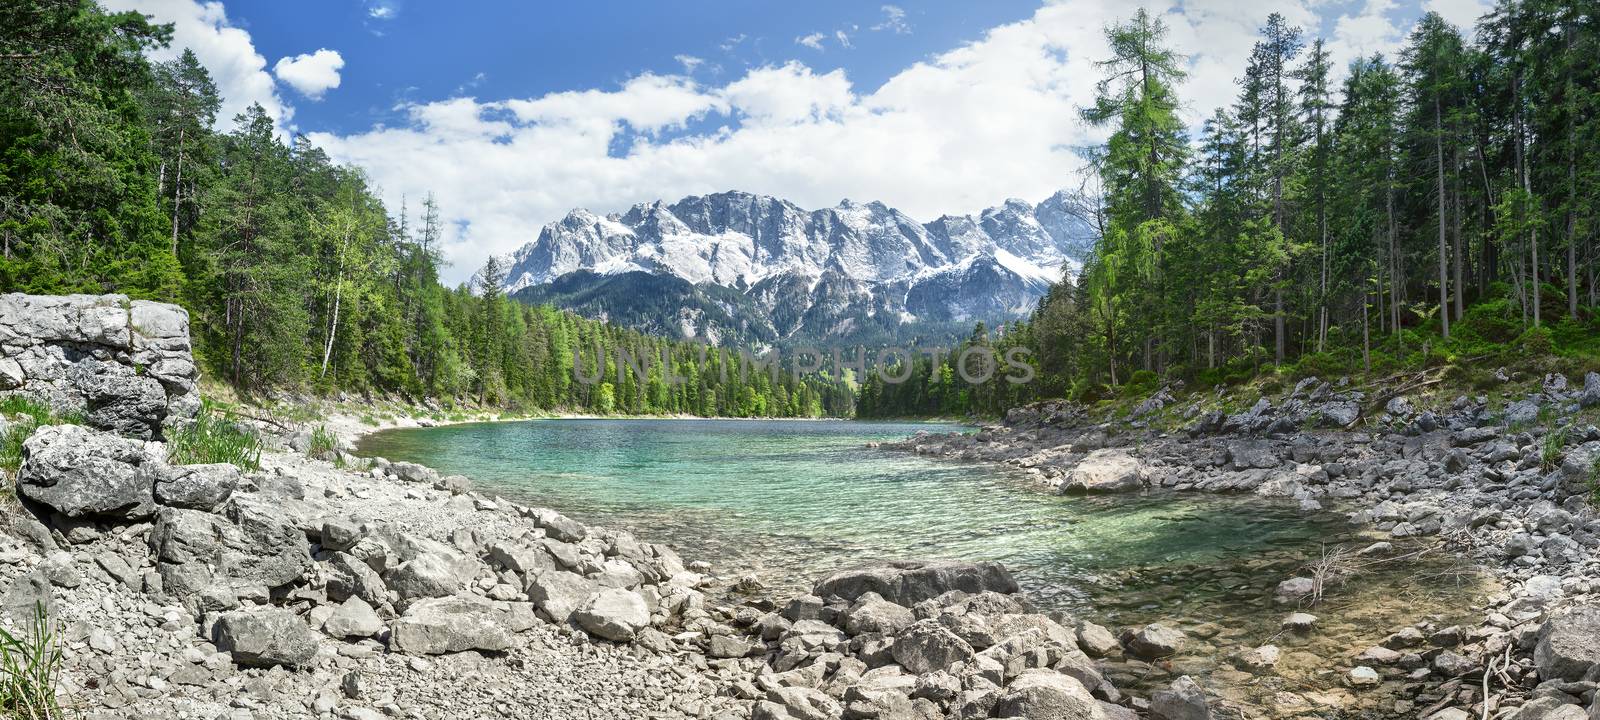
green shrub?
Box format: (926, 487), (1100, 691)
(1122, 370), (1159, 397)
(0, 396), (83, 478)
(167, 401), (262, 470)
(1516, 326), (1555, 355)
(0, 602), (64, 718)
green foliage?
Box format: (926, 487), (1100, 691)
(0, 396), (83, 478)
(307, 426), (339, 461)
(1541, 425), (1569, 470)
(166, 401), (261, 470)
(1516, 326), (1556, 356)
(0, 602), (64, 719)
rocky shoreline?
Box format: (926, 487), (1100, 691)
(880, 375), (1600, 720)
(2, 292), (1598, 720)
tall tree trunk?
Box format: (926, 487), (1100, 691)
(170, 128), (185, 258)
(320, 232), (348, 380)
(1452, 147), (1464, 319)
(1435, 96), (1450, 340)
(1362, 285), (1371, 372)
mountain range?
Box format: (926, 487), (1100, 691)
(500, 190), (1092, 347)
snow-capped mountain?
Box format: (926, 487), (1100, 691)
(502, 190), (1092, 346)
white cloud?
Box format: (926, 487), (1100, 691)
(303, 0), (1456, 283)
(367, 1), (397, 20)
(835, 30), (854, 49)
(1325, 0), (1407, 70)
(274, 48), (345, 100)
(101, 0), (292, 130)
(873, 5), (912, 34)
(796, 32), (826, 51)
(1422, 0), (1491, 31)
(675, 55), (704, 73)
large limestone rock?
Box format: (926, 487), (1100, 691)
(990, 668), (1107, 720)
(390, 596), (514, 655)
(1150, 676), (1210, 720)
(892, 619), (977, 674)
(212, 609), (319, 668)
(842, 595), (915, 636)
(0, 293), (200, 438)
(1061, 449), (1147, 493)
(152, 463), (239, 511)
(149, 498), (312, 604)
(17, 424), (158, 518)
(813, 560), (1020, 606)
(1535, 606), (1600, 682)
(1124, 623), (1187, 660)
(572, 588), (650, 641)
(525, 570), (597, 624)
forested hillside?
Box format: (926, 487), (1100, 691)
(863, 3), (1600, 417)
(0, 0), (851, 417)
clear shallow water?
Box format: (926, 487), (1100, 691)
(359, 418), (1490, 711)
(358, 419), (1481, 607)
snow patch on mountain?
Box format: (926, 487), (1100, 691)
(502, 189), (1094, 343)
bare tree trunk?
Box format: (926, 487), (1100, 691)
(170, 128), (185, 257)
(320, 229), (350, 379)
(1435, 97), (1450, 340)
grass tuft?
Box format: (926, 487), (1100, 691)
(167, 400), (262, 470)
(0, 603), (64, 718)
(1541, 424), (1570, 471)
(0, 396), (83, 479)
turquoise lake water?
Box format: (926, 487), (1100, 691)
(356, 419), (1470, 613)
(358, 417), (1488, 704)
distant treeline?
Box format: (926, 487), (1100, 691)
(0, 0), (852, 417)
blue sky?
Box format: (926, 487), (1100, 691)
(110, 0), (1491, 283)
(240, 2), (1043, 137)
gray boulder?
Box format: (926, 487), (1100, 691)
(1314, 401), (1360, 427)
(17, 424), (157, 518)
(1536, 606), (1600, 681)
(0, 294), (200, 436)
(525, 570), (596, 624)
(212, 609), (319, 668)
(843, 596), (915, 636)
(148, 499), (312, 602)
(323, 552), (387, 606)
(322, 596), (384, 639)
(388, 462), (437, 484)
(68, 359), (168, 438)
(390, 596), (513, 655)
(535, 510), (589, 543)
(989, 668), (1106, 720)
(1580, 372), (1600, 408)
(0, 570), (54, 628)
(383, 545), (477, 605)
(813, 560), (1020, 606)
(1227, 441), (1280, 470)
(572, 588), (650, 641)
(892, 619), (977, 674)
(1124, 623), (1187, 660)
(152, 463), (239, 510)
(1150, 676), (1210, 720)
(1061, 449), (1146, 493)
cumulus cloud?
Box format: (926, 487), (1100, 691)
(1422, 0), (1491, 30)
(274, 48), (345, 100)
(101, 0), (292, 130)
(873, 5), (911, 34)
(305, 0), (1459, 283)
(795, 32), (826, 51)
